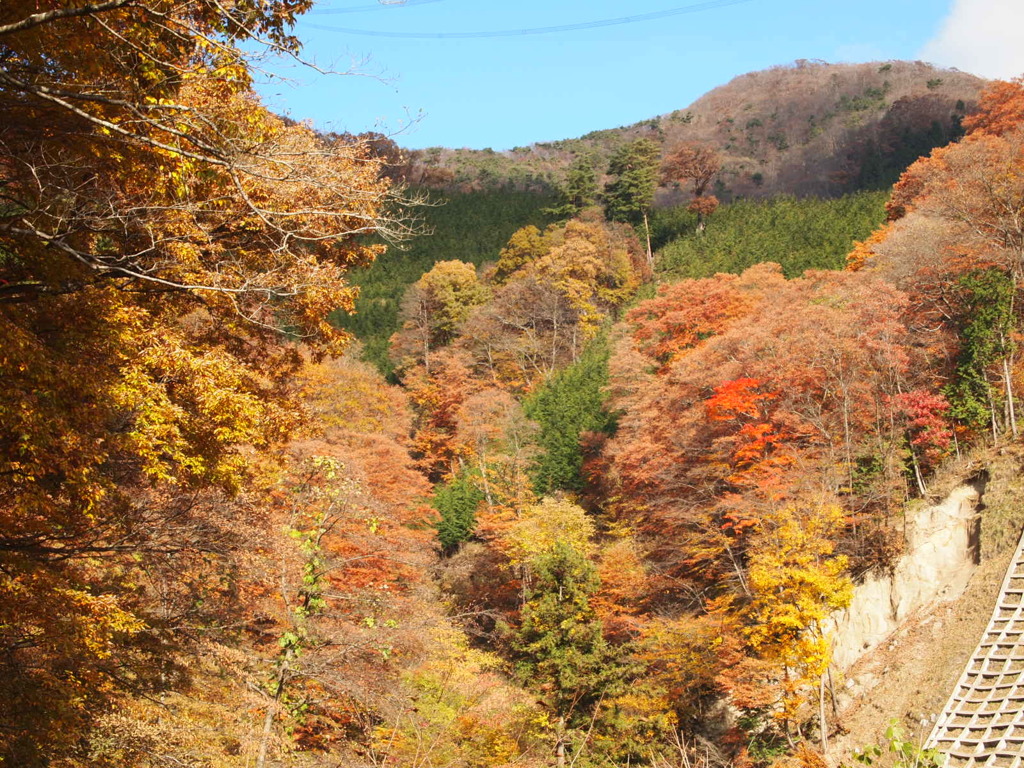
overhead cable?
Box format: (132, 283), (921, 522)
(309, 0), (444, 16)
(304, 0), (756, 38)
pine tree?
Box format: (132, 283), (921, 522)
(547, 155), (599, 220)
(603, 139), (660, 226)
(513, 541), (623, 765)
(604, 138), (660, 265)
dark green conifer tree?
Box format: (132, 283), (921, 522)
(433, 469), (485, 553)
(603, 139), (659, 226)
(513, 542), (623, 765)
(945, 268), (1017, 437)
(546, 154), (599, 220)
(525, 337), (613, 494)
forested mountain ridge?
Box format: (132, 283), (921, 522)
(402, 60), (984, 199)
(330, 60), (984, 377)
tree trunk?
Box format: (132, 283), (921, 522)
(420, 300), (431, 375)
(642, 211), (653, 268)
(910, 446), (927, 497)
(988, 381), (1000, 443)
(819, 673), (829, 755)
(1005, 275), (1019, 439)
(256, 647), (292, 768)
(478, 455), (494, 513)
(556, 716), (566, 768)
(827, 665), (839, 718)
(1003, 352), (1017, 439)
(840, 383), (854, 495)
(782, 667), (796, 748)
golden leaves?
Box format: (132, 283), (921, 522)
(1, 4), (403, 760)
(741, 499), (852, 722)
(495, 497), (596, 569)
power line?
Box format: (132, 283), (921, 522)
(304, 0), (756, 39)
(309, 0), (444, 16)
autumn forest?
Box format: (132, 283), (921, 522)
(3, 2), (1024, 768)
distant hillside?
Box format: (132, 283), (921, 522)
(404, 60), (985, 200)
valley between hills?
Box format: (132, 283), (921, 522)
(4, 5), (1024, 767)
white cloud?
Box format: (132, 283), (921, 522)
(920, 0), (1024, 79)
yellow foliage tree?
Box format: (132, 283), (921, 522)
(491, 224), (551, 284)
(372, 625), (543, 768)
(530, 219), (642, 338)
(391, 260), (491, 372)
(495, 496), (596, 570)
(458, 216), (645, 393)
(0, 1), (406, 762)
(742, 500), (852, 736)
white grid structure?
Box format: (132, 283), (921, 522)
(926, 530), (1024, 768)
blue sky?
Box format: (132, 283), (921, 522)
(255, 0), (1024, 150)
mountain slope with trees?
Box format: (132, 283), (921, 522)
(4, 3), (1024, 764)
(403, 60), (984, 200)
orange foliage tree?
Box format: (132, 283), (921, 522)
(661, 143), (722, 231)
(599, 251), (973, 751)
(606, 264), (913, 592)
(404, 349), (479, 481)
(878, 79), (1024, 443)
(0, 0), (409, 762)
(963, 77), (1024, 137)
(71, 352), (442, 766)
(457, 217), (645, 393)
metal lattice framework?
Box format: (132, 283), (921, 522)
(926, 530), (1024, 767)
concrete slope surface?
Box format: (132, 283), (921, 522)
(927, 528), (1024, 767)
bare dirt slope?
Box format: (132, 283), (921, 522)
(830, 552), (1012, 759)
(830, 450), (1024, 763)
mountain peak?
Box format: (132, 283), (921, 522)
(403, 59), (987, 199)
